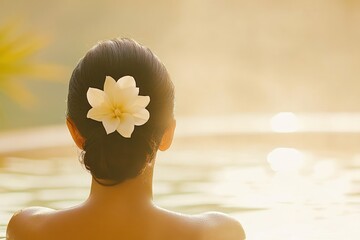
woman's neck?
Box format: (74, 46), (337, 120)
(85, 163), (154, 210)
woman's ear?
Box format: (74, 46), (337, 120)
(66, 117), (85, 150)
(159, 120), (176, 151)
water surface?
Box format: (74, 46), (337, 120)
(1, 131), (360, 239)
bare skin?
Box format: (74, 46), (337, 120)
(6, 119), (246, 240)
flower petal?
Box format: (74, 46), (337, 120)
(116, 113), (135, 138)
(133, 109), (150, 126)
(104, 76), (117, 93)
(87, 88), (110, 107)
(120, 87), (140, 109)
(102, 117), (120, 134)
(118, 76), (136, 89)
(133, 96), (150, 108)
(104, 76), (120, 105)
(126, 96), (150, 113)
(87, 105), (112, 122)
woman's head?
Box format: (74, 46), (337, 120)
(67, 38), (175, 185)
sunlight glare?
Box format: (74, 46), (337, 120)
(267, 148), (304, 172)
(270, 112), (299, 132)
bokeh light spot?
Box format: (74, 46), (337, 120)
(270, 112), (299, 132)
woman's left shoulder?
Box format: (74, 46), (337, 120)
(6, 207), (54, 240)
(197, 211), (246, 240)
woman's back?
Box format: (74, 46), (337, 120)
(7, 204), (245, 240)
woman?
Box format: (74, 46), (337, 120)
(7, 38), (245, 240)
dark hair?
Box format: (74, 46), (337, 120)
(67, 38), (174, 185)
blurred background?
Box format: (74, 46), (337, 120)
(1, 0), (360, 239)
(0, 0), (359, 129)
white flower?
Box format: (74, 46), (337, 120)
(86, 75), (150, 138)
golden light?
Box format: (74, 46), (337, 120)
(267, 148), (304, 172)
(270, 112), (299, 132)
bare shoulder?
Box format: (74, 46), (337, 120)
(6, 207), (54, 240)
(197, 211), (246, 240)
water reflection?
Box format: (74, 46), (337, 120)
(312, 160), (338, 180)
(267, 147), (304, 172)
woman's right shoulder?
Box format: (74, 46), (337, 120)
(6, 207), (54, 240)
(196, 211), (246, 240)
(153, 207), (245, 240)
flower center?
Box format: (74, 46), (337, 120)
(114, 108), (122, 118)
